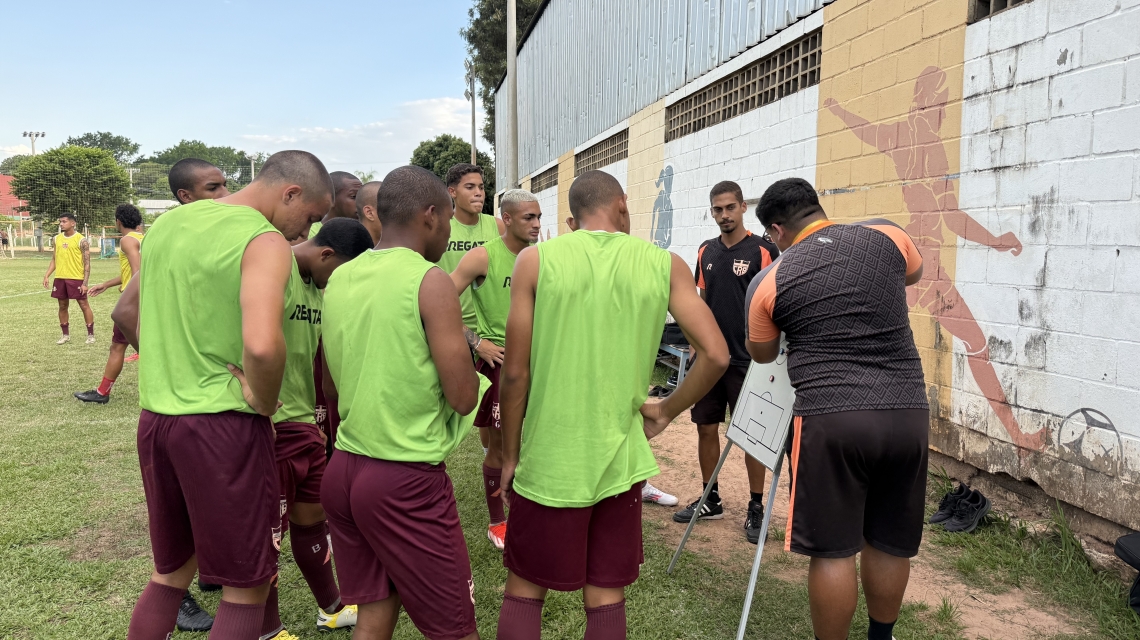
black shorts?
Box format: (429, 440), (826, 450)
(690, 363), (748, 425)
(785, 409), (929, 559)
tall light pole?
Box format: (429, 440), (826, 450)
(22, 131), (45, 155)
(506, 0), (518, 188)
(464, 59), (478, 166)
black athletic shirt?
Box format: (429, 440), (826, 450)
(694, 231), (779, 366)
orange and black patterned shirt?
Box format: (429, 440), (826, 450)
(746, 219), (927, 416)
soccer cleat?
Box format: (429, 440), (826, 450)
(265, 630), (300, 640)
(74, 389), (110, 404)
(176, 592), (214, 631)
(672, 496), (724, 523)
(944, 490), (991, 533)
(124, 353), (139, 363)
(487, 521), (507, 551)
(744, 500), (765, 545)
(85, 334), (96, 344)
(930, 483), (970, 524)
(642, 482), (679, 507)
(57, 335), (70, 345)
(317, 603), (359, 630)
(198, 579), (222, 592)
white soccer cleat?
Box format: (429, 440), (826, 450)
(85, 334), (96, 344)
(316, 603), (357, 630)
(642, 482), (679, 507)
(57, 335), (70, 345)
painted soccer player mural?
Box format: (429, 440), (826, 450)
(652, 165), (675, 249)
(824, 66), (1044, 451)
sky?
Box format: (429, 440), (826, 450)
(0, 0), (487, 176)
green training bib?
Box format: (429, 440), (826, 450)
(472, 236), (517, 348)
(274, 257), (323, 425)
(437, 214), (499, 329)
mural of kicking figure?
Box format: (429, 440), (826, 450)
(825, 66), (1044, 451)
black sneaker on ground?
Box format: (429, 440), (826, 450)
(672, 497), (724, 523)
(944, 490), (991, 533)
(74, 389), (110, 404)
(176, 591), (214, 632)
(198, 579), (222, 592)
(744, 500), (765, 545)
(930, 483), (970, 524)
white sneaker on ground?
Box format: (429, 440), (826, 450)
(642, 482), (679, 507)
(316, 603), (358, 629)
(57, 335), (70, 345)
(85, 334), (95, 344)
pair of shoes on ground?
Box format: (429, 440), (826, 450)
(672, 496), (766, 545)
(930, 483), (991, 533)
(176, 590), (358, 633)
(55, 335), (95, 344)
(647, 385), (671, 398)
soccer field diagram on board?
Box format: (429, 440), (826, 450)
(725, 339), (795, 471)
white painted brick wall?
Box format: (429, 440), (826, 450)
(534, 185), (559, 240)
(662, 85), (818, 267)
(959, 0), (1140, 459)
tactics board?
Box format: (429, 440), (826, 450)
(725, 339), (796, 471)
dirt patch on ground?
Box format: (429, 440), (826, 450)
(43, 500), (151, 562)
(645, 411), (1081, 639)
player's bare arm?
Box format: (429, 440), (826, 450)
(91, 235), (140, 296)
(498, 245), (538, 496)
(111, 274), (140, 349)
(450, 246), (505, 367)
(43, 255), (55, 288)
(229, 232), (292, 417)
(746, 336), (781, 364)
(421, 267), (479, 415)
(641, 253), (729, 439)
(80, 238), (91, 294)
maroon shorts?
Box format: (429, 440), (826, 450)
(112, 324), (129, 345)
(313, 341), (339, 455)
(51, 278), (86, 300)
(275, 421), (327, 531)
(473, 359), (502, 429)
(137, 409), (279, 588)
(504, 482), (644, 591)
(690, 363), (748, 425)
(322, 452), (476, 640)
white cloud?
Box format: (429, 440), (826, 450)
(0, 144), (33, 158)
(238, 96), (489, 176)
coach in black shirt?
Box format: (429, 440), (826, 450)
(671, 180), (779, 545)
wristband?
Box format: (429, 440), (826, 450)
(473, 337), (483, 351)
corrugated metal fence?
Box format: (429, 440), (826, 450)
(495, 0), (834, 189)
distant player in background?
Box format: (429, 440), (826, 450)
(74, 204), (145, 404)
(355, 180), (384, 246)
(260, 218), (373, 639)
(672, 180), (779, 544)
(121, 150), (332, 640)
(43, 212), (94, 344)
(450, 188), (541, 550)
(320, 166), (481, 640)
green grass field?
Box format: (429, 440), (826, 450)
(0, 254), (1129, 639)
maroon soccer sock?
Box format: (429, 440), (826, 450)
(98, 376), (116, 396)
(584, 600), (627, 640)
(260, 583), (283, 638)
(211, 600), (265, 640)
(87, 323), (95, 336)
(290, 520), (341, 611)
(126, 581), (183, 640)
(60, 323), (69, 337)
(496, 593), (544, 640)
(484, 463), (506, 524)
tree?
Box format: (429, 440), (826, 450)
(410, 134), (496, 194)
(0, 154), (30, 176)
(66, 132), (141, 164)
(460, 0), (543, 149)
(140, 140), (267, 190)
(10, 147), (131, 228)
(354, 170), (377, 183)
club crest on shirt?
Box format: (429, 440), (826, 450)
(732, 259), (750, 276)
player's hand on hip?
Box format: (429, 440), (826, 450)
(227, 363), (281, 417)
(476, 340), (505, 368)
(640, 400), (671, 440)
